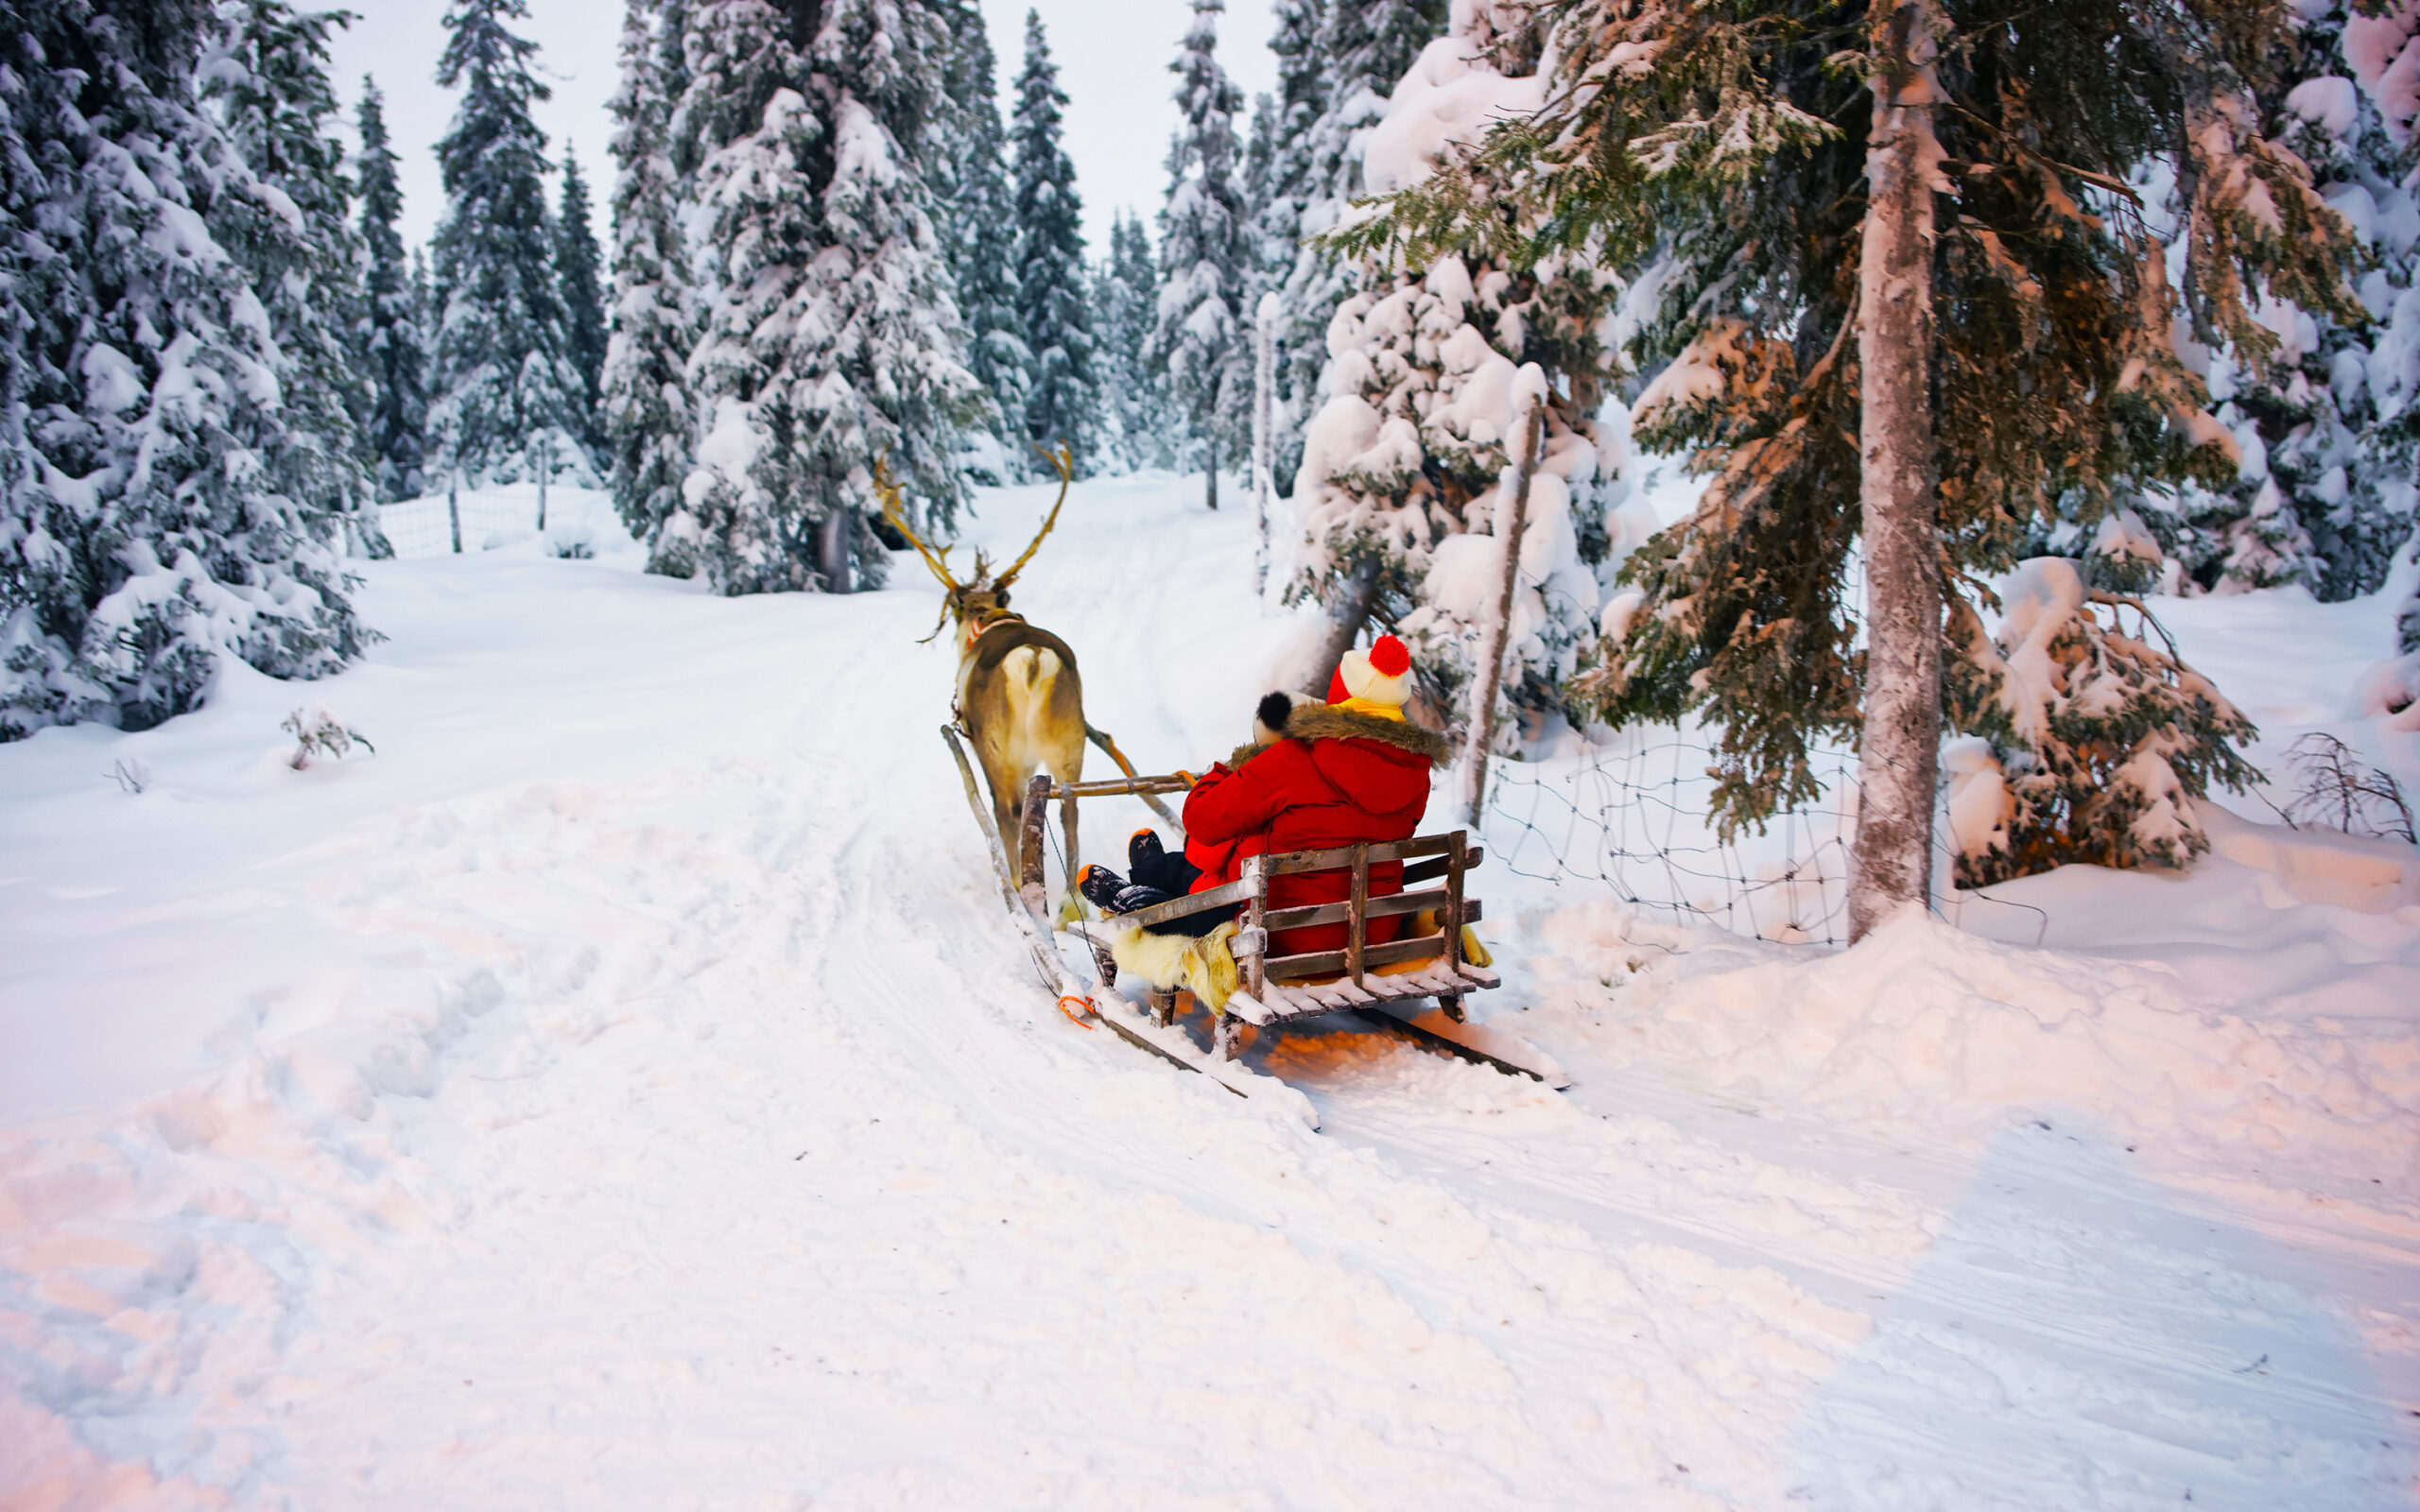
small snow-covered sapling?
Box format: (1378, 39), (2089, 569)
(283, 706), (374, 770)
(2276, 732), (2415, 846)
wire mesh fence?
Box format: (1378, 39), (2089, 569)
(376, 485), (622, 559)
(1478, 725), (2055, 948)
(1479, 727), (1863, 944)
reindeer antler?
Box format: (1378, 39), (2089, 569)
(873, 455), (961, 643)
(993, 443), (1074, 593)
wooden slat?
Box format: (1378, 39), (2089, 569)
(1222, 990), (1272, 1025)
(1020, 774), (1051, 914)
(1266, 929), (1451, 983)
(1050, 777), (1194, 799)
(1261, 834), (1454, 876)
(1401, 847), (1482, 885)
(1345, 843), (1368, 986)
(1115, 876), (1253, 931)
(1259, 914), (1489, 986)
(1262, 888), (1479, 934)
(1443, 829), (1467, 977)
(1080, 734), (1184, 830)
(1242, 855), (1269, 1001)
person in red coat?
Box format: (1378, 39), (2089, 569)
(1078, 635), (1448, 959)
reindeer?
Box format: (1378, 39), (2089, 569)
(878, 448), (1089, 898)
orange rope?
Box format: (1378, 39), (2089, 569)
(1056, 994), (1095, 1029)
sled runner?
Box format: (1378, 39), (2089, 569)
(939, 723), (1322, 1125)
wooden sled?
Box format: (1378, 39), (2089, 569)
(1004, 767), (1566, 1091)
(1080, 822), (1564, 1090)
(940, 725), (1565, 1129)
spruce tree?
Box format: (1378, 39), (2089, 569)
(604, 0), (699, 569)
(2133, 1), (2420, 602)
(554, 145), (610, 461)
(1092, 212), (1177, 473)
(1, 0), (371, 737)
(933, 4), (1031, 482)
(427, 0), (588, 495)
(1011, 9), (1097, 469)
(1150, 0), (1250, 509)
(1348, 0), (2364, 914)
(205, 0), (387, 558)
(1292, 6), (1625, 707)
(357, 77), (431, 502)
(1271, 0), (1446, 493)
(680, 0), (978, 594)
(1250, 0), (1328, 495)
(791, 0), (982, 587)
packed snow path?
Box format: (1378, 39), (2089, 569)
(4, 480), (2415, 1509)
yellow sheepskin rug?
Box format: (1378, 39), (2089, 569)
(1099, 915), (1492, 1016)
(1101, 920), (1242, 1013)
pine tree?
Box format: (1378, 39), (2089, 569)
(1348, 0), (2363, 912)
(1944, 558), (2258, 885)
(1297, 256), (1626, 713)
(1249, 0), (1326, 496)
(2144, 1), (2420, 602)
(680, 0), (979, 594)
(427, 0), (588, 496)
(933, 4), (1031, 482)
(2347, 2), (2420, 656)
(1242, 90), (1280, 247)
(357, 77), (431, 502)
(1011, 9), (1096, 469)
(1150, 0), (1250, 509)
(2, 0), (372, 737)
(603, 0), (699, 569)
(1092, 212), (1176, 473)
(555, 144), (609, 461)
(1270, 0), (1446, 493)
(1290, 5), (1627, 708)
(205, 0), (388, 558)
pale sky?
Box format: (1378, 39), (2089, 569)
(326, 0), (1281, 259)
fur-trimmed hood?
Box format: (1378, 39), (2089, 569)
(1182, 686), (1442, 956)
(1276, 699), (1451, 762)
(1231, 689), (1448, 766)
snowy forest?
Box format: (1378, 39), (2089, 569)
(5, 0), (2420, 1506)
(9, 0), (2420, 890)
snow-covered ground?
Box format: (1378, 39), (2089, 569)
(3, 475), (2415, 1509)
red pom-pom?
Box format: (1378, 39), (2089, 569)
(1367, 634), (1411, 678)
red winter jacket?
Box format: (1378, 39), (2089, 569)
(1180, 700), (1450, 959)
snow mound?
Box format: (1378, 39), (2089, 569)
(1529, 904), (2420, 1204)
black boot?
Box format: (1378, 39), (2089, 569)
(1111, 883), (1176, 917)
(1128, 828), (1167, 873)
(1076, 863), (1127, 913)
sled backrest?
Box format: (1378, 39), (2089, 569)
(1236, 832), (1479, 993)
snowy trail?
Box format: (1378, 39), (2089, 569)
(4, 480), (2415, 1508)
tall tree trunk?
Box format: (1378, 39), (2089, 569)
(1461, 375), (1547, 827)
(1849, 0), (1945, 942)
(819, 507), (853, 593)
(1204, 436), (1219, 510)
(448, 472), (462, 555)
(1304, 556), (1381, 696)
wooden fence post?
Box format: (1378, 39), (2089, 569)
(1460, 371), (1548, 827)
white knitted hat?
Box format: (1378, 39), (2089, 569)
(1335, 634), (1413, 708)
